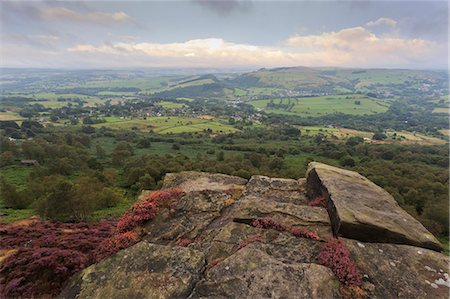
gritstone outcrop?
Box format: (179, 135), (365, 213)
(61, 163), (449, 299)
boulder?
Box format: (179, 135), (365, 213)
(60, 241), (205, 299)
(306, 162), (442, 251)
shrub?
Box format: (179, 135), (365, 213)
(317, 238), (362, 287)
(116, 188), (184, 233)
(94, 231), (140, 261)
(0, 248), (87, 298)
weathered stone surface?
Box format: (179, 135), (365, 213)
(60, 241), (205, 299)
(143, 190), (236, 244)
(244, 175), (308, 204)
(190, 247), (342, 299)
(234, 195), (330, 226)
(345, 239), (450, 299)
(232, 195), (332, 239)
(163, 171), (247, 193)
(306, 162), (442, 251)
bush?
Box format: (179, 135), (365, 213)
(0, 248), (87, 298)
(0, 220), (115, 298)
(116, 189), (184, 233)
(317, 238), (362, 287)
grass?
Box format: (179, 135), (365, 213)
(0, 111), (24, 121)
(0, 166), (34, 223)
(0, 165), (32, 188)
(250, 94), (389, 116)
(159, 101), (186, 109)
(297, 126), (446, 145)
(93, 116), (238, 134)
(432, 107), (449, 114)
(0, 207), (36, 223)
(89, 199), (134, 222)
(438, 237), (449, 255)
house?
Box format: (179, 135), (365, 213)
(20, 160), (39, 166)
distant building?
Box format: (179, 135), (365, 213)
(20, 160), (39, 166)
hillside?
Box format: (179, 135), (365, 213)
(54, 162), (449, 299)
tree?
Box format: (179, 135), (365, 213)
(216, 151), (224, 161)
(96, 144), (106, 158)
(139, 174), (156, 190)
(36, 179), (75, 220)
(340, 156), (356, 167)
(345, 137), (364, 146)
(372, 133), (387, 140)
(0, 177), (31, 209)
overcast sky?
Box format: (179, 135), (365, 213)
(1, 0), (448, 69)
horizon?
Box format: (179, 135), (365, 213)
(1, 1), (448, 69)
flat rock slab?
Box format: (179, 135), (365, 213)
(234, 195), (329, 224)
(190, 247), (341, 299)
(244, 175), (308, 204)
(306, 162), (442, 251)
(345, 239), (450, 298)
(163, 171), (247, 193)
(60, 241), (205, 299)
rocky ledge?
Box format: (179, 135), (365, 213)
(61, 163), (449, 299)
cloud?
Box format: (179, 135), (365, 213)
(31, 35), (60, 41)
(40, 7), (133, 25)
(366, 17), (397, 27)
(65, 26), (445, 68)
(286, 26), (443, 66)
(193, 0), (252, 15)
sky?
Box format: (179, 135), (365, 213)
(1, 0), (448, 69)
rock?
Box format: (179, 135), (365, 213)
(306, 162), (442, 251)
(205, 222), (323, 265)
(143, 190), (236, 244)
(162, 171), (247, 193)
(232, 195), (332, 240)
(190, 247), (342, 299)
(244, 175), (308, 204)
(60, 241), (205, 299)
(345, 239), (450, 299)
(60, 164), (449, 299)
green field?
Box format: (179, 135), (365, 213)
(159, 101), (187, 109)
(93, 116), (238, 134)
(432, 107), (449, 114)
(0, 111), (24, 121)
(250, 94), (389, 116)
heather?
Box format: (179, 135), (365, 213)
(0, 220), (116, 298)
(251, 217), (320, 241)
(317, 238), (362, 287)
(0, 189), (185, 298)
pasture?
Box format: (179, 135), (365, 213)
(93, 116), (238, 134)
(250, 94), (389, 116)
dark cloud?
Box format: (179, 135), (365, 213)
(193, 0), (252, 15)
(404, 9), (448, 41)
